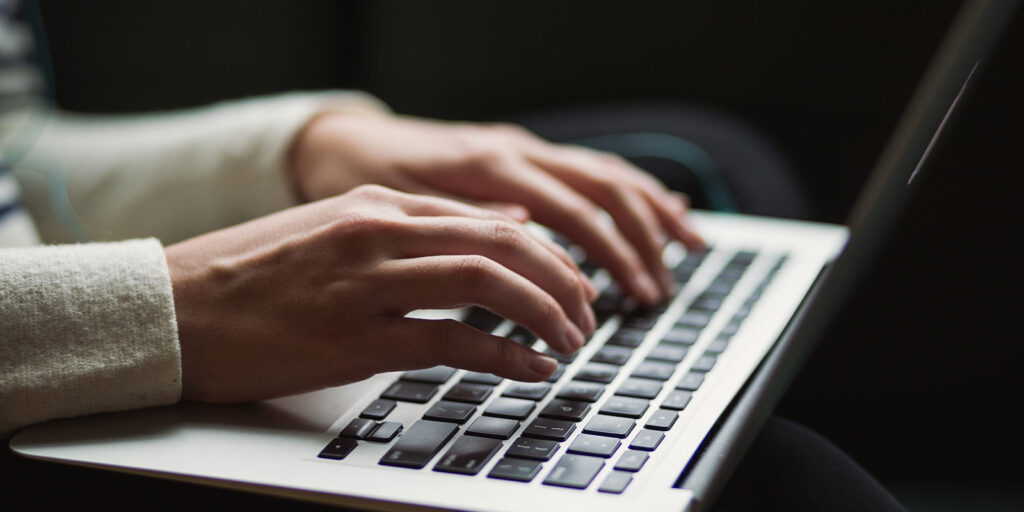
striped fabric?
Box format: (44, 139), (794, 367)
(0, 0), (42, 246)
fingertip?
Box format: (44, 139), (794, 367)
(529, 354), (559, 379)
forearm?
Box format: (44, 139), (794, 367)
(12, 91), (387, 244)
(0, 239), (180, 437)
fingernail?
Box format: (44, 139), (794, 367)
(584, 305), (597, 332)
(581, 274), (598, 301)
(565, 323), (586, 351)
(634, 273), (661, 303)
(658, 266), (677, 297)
(530, 354), (558, 377)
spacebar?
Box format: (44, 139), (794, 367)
(379, 419), (458, 469)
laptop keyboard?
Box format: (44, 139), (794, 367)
(318, 245), (787, 494)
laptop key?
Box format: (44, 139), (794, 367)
(661, 327), (700, 345)
(483, 397), (536, 420)
(506, 325), (537, 346)
(644, 409), (679, 431)
(598, 471), (634, 494)
(433, 435), (502, 475)
(591, 346), (633, 366)
(381, 381), (438, 403)
(705, 337), (730, 354)
(379, 420), (458, 469)
(606, 328), (646, 348)
(543, 454), (605, 489)
(488, 457), (543, 482)
(506, 437), (559, 461)
(567, 434), (621, 458)
(502, 382), (552, 401)
(523, 418), (576, 441)
(631, 360), (677, 381)
(360, 398), (396, 420)
(677, 311), (712, 329)
(556, 381), (605, 402)
(465, 417), (520, 440)
(539, 399), (592, 422)
(691, 354), (718, 373)
(648, 344), (688, 363)
(543, 348), (578, 364)
(599, 396), (649, 419)
(676, 372), (705, 391)
(630, 430), (665, 451)
(661, 390), (693, 411)
(340, 418), (377, 439)
(613, 450), (649, 472)
(366, 421), (403, 443)
(401, 366), (456, 384)
(318, 438), (358, 460)
(616, 378), (663, 399)
(583, 415), (636, 438)
(545, 364), (566, 383)
(460, 372), (503, 386)
(423, 401), (477, 424)
(463, 307), (504, 333)
(574, 362), (619, 384)
(443, 382), (493, 404)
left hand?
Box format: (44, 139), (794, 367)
(288, 113), (705, 304)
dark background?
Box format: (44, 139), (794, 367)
(13, 1), (1024, 509)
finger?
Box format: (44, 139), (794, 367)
(589, 152), (707, 249)
(375, 255), (587, 353)
(535, 165), (676, 296)
(531, 145), (706, 250)
(387, 217), (596, 332)
(385, 178), (534, 223)
(388, 318), (559, 381)
(385, 189), (593, 292)
(477, 160), (662, 303)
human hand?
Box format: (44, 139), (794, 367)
(166, 185), (596, 403)
(289, 114), (705, 304)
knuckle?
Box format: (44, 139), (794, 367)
(457, 254), (498, 282)
(348, 183), (393, 199)
(488, 220), (526, 251)
(459, 145), (512, 174)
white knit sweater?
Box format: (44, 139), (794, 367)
(0, 91), (387, 436)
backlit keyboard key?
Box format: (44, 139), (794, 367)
(574, 362), (619, 384)
(644, 409), (678, 431)
(339, 418), (377, 439)
(366, 421), (403, 443)
(631, 360), (676, 381)
(613, 450), (649, 472)
(661, 390), (693, 410)
(401, 366), (456, 384)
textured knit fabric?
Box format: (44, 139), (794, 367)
(0, 239), (178, 435)
(1, 90), (388, 437)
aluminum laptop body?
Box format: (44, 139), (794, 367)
(10, 1), (1016, 510)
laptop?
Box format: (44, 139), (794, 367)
(10, 1), (1017, 510)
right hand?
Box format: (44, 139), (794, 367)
(165, 185), (596, 403)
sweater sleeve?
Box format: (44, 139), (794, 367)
(12, 91), (388, 245)
(0, 238), (179, 437)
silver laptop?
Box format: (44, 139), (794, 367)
(10, 1), (1016, 510)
